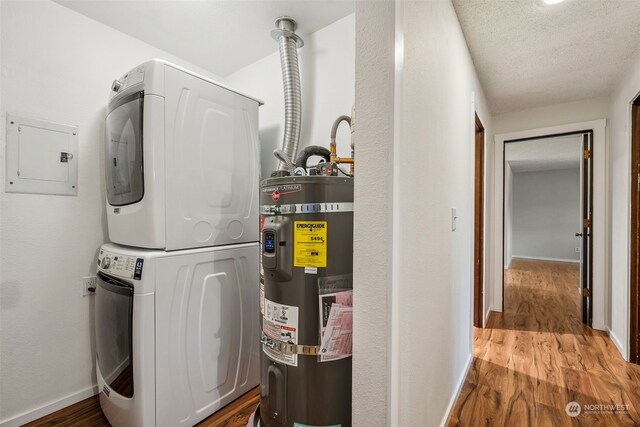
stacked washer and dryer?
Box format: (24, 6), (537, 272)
(94, 59), (262, 427)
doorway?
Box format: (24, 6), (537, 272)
(630, 96), (640, 364)
(474, 114), (485, 328)
(502, 131), (593, 326)
(494, 119), (606, 329)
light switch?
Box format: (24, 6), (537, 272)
(451, 207), (457, 232)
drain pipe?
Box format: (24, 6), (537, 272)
(271, 16), (304, 174)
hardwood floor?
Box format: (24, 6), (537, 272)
(23, 259), (640, 426)
(448, 259), (640, 427)
(24, 387), (259, 427)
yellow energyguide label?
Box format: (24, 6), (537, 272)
(294, 221), (327, 268)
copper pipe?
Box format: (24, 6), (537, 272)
(329, 115), (355, 176)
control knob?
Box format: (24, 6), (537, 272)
(111, 79), (124, 92)
(102, 257), (111, 269)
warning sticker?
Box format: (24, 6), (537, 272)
(262, 299), (299, 366)
(294, 221), (327, 268)
(259, 281), (265, 316)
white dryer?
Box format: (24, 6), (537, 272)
(105, 59), (262, 250)
(95, 243), (260, 427)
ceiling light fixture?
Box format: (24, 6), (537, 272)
(543, 0), (565, 4)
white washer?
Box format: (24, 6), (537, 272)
(105, 59), (262, 250)
(95, 243), (260, 427)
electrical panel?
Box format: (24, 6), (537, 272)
(5, 114), (78, 196)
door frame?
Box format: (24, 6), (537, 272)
(474, 114), (485, 328)
(630, 97), (640, 364)
(581, 132), (594, 326)
(493, 119), (607, 330)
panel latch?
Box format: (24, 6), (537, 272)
(60, 152), (73, 163)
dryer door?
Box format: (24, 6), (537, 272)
(106, 91), (144, 207)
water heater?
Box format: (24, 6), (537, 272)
(258, 176), (353, 427)
(251, 16), (355, 427)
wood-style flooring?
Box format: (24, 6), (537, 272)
(24, 387), (259, 427)
(448, 259), (640, 427)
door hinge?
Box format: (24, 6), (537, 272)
(583, 288), (591, 297)
(584, 149), (592, 160)
(583, 218), (591, 228)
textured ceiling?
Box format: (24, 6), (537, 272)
(453, 0), (640, 114)
(54, 0), (355, 76)
(505, 134), (583, 172)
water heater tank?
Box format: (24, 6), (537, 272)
(258, 175), (354, 427)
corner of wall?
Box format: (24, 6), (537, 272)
(438, 354), (474, 427)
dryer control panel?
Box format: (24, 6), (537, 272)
(111, 65), (145, 94)
(97, 248), (144, 280)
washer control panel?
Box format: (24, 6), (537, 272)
(97, 249), (144, 280)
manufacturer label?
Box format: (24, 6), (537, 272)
(261, 184), (301, 198)
(263, 299), (299, 366)
(294, 221), (327, 268)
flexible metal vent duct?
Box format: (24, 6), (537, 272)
(271, 17), (304, 172)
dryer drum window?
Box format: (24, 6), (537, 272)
(105, 91), (144, 206)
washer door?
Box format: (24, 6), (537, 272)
(96, 272), (134, 398)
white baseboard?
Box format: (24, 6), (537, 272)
(484, 305), (494, 326)
(439, 353), (473, 427)
(512, 255), (580, 264)
(606, 327), (628, 361)
(0, 384), (98, 427)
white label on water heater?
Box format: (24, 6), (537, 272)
(263, 299), (299, 367)
(318, 290), (353, 362)
(305, 267), (318, 274)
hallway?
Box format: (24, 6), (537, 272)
(448, 259), (640, 426)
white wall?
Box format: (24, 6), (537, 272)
(225, 14), (355, 178)
(511, 168), (581, 262)
(353, 2), (493, 424)
(0, 1), (224, 424)
(352, 2), (394, 425)
(493, 96), (610, 135)
(607, 49), (640, 360)
(394, 1), (492, 426)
